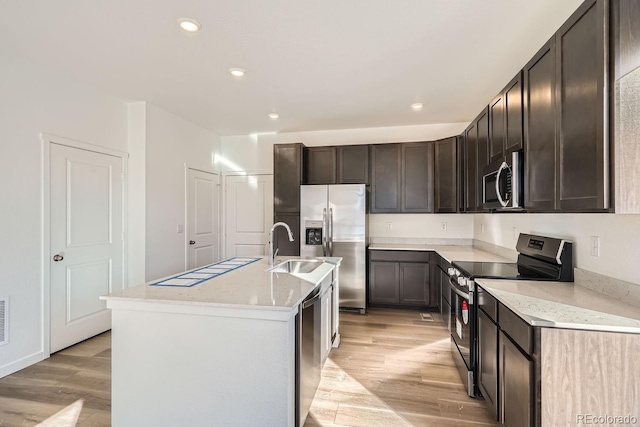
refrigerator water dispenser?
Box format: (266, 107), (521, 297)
(304, 220), (323, 245)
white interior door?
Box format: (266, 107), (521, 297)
(187, 168), (219, 269)
(50, 143), (124, 353)
(225, 174), (273, 258)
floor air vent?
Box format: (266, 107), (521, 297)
(0, 297), (7, 345)
(420, 313), (434, 322)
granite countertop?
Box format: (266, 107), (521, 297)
(101, 256), (340, 312)
(477, 279), (640, 334)
(367, 243), (512, 263)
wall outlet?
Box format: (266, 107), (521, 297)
(591, 236), (600, 257)
(177, 224), (184, 234)
(441, 222), (447, 231)
(512, 227), (517, 240)
(481, 223), (485, 235)
(386, 222), (393, 230)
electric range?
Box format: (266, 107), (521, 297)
(447, 233), (573, 397)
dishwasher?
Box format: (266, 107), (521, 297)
(296, 285), (323, 427)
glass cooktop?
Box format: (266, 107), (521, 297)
(452, 261), (521, 279)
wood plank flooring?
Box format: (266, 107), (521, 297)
(0, 309), (498, 427)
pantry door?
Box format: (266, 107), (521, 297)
(50, 143), (125, 353)
(224, 174), (273, 258)
(187, 168), (220, 269)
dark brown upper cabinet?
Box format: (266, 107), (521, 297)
(464, 107), (489, 212)
(274, 143), (304, 213)
(337, 145), (369, 184)
(434, 137), (457, 213)
(457, 134), (466, 212)
(464, 121), (477, 212)
(401, 142), (434, 213)
(525, 0), (609, 212)
(489, 72), (524, 164)
(556, 0), (608, 211)
(304, 146), (337, 185)
(371, 144), (401, 213)
(524, 38), (557, 211)
(371, 142), (434, 213)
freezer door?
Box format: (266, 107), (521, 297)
(300, 185), (328, 259)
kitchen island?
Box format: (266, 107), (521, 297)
(101, 256), (340, 427)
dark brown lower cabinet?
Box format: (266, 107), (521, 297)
(368, 250), (434, 308)
(500, 331), (533, 427)
(478, 309), (499, 420)
(272, 214), (300, 256)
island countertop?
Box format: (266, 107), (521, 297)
(477, 278), (640, 334)
(101, 256), (341, 313)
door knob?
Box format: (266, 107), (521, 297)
(189, 240), (196, 245)
(53, 254), (64, 262)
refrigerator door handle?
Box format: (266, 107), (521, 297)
(322, 208), (328, 256)
(328, 208), (333, 256)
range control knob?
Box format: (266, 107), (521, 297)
(447, 267), (455, 276)
(458, 277), (467, 287)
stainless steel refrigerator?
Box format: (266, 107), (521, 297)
(300, 184), (367, 313)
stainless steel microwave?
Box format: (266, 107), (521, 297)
(482, 151), (524, 210)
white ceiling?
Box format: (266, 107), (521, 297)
(0, 0), (583, 136)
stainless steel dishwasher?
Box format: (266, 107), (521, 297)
(296, 284), (323, 427)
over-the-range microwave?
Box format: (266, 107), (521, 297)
(482, 151), (524, 210)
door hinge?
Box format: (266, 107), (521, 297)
(121, 172), (125, 181)
(121, 232), (125, 241)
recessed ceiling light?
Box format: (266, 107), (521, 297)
(178, 18), (201, 33)
(411, 102), (424, 111)
(229, 68), (246, 78)
(268, 112), (279, 120)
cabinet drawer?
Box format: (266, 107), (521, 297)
(477, 285), (498, 322)
(498, 304), (533, 356)
(369, 250), (431, 263)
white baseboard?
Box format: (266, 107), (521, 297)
(0, 350), (45, 379)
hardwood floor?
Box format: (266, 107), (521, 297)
(0, 309), (498, 427)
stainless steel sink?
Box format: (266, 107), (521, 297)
(269, 259), (324, 274)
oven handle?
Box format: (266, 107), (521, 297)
(449, 278), (471, 302)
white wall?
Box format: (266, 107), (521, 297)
(0, 53), (128, 377)
(474, 214), (640, 286)
(144, 103), (221, 281)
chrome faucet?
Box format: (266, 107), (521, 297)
(268, 222), (295, 266)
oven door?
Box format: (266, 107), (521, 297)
(449, 277), (477, 396)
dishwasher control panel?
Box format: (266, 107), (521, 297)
(305, 220), (323, 245)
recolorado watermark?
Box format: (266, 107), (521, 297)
(577, 414), (638, 425)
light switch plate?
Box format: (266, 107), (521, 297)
(177, 224), (184, 234)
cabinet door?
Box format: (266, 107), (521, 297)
(478, 309), (499, 421)
(464, 123), (477, 212)
(371, 144), (401, 213)
(489, 92), (506, 164)
(500, 331), (533, 427)
(273, 214), (300, 256)
(457, 135), (466, 212)
(274, 143), (303, 213)
(305, 146), (337, 185)
(401, 142), (434, 213)
(504, 72), (524, 154)
(435, 137), (457, 213)
(369, 261), (400, 304)
(399, 262), (429, 306)
(337, 145), (369, 184)
(556, 0), (608, 211)
(524, 39), (558, 211)
(476, 108), (490, 211)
